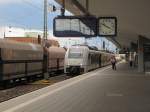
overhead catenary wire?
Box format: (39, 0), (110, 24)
(22, 0), (43, 11)
(0, 16), (44, 32)
(0, 0), (45, 29)
(0, 0), (57, 32)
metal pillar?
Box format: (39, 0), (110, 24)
(44, 0), (48, 41)
(86, 0), (89, 14)
(61, 0), (65, 16)
(43, 0), (49, 80)
(138, 36), (144, 72)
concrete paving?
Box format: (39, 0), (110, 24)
(1, 61), (150, 112)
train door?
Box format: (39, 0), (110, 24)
(88, 53), (92, 71)
(99, 54), (101, 67)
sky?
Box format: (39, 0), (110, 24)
(0, 0), (71, 30)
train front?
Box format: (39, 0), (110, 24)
(64, 46), (88, 75)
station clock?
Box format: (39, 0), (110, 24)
(98, 17), (117, 37)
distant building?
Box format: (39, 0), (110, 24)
(0, 26), (59, 46)
(0, 27), (5, 38)
(0, 26), (25, 38)
(24, 29), (43, 38)
(0, 26), (43, 38)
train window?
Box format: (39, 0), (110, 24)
(88, 54), (91, 59)
(68, 52), (83, 59)
(91, 54), (96, 64)
(88, 53), (91, 64)
(96, 54), (99, 64)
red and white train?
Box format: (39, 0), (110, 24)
(64, 45), (115, 75)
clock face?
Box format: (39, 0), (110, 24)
(99, 17), (117, 36)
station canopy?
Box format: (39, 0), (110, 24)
(55, 0), (150, 48)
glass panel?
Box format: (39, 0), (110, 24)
(68, 52), (83, 59)
(54, 16), (97, 37)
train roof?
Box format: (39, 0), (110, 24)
(71, 44), (114, 54)
(0, 39), (43, 51)
(72, 44), (98, 50)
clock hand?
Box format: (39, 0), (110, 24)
(101, 23), (113, 30)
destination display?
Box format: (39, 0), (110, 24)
(53, 16), (97, 37)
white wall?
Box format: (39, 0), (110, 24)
(0, 26), (44, 38)
(4, 26), (25, 37)
(0, 27), (5, 38)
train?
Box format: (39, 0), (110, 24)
(0, 38), (117, 86)
(64, 45), (114, 75)
(0, 39), (66, 85)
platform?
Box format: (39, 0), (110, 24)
(0, 61), (150, 112)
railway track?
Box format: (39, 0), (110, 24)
(0, 74), (71, 103)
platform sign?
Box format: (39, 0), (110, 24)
(53, 16), (97, 37)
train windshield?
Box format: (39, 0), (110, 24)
(68, 52), (83, 59)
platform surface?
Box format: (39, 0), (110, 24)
(0, 61), (150, 112)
